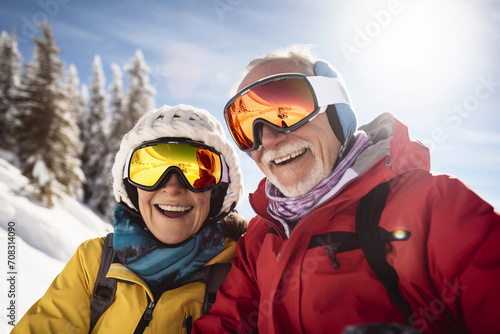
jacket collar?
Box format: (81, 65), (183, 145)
(249, 113), (430, 222)
(106, 238), (237, 301)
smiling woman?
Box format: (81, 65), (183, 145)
(12, 104), (247, 334)
(137, 175), (212, 245)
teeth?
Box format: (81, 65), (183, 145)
(157, 204), (192, 212)
(273, 148), (306, 164)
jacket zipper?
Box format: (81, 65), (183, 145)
(144, 300), (155, 321)
(256, 214), (288, 241)
(133, 295), (156, 334)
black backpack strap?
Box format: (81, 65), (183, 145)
(355, 182), (413, 324)
(179, 263), (231, 333)
(202, 263), (232, 315)
(89, 233), (117, 333)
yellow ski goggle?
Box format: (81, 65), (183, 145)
(123, 138), (228, 192)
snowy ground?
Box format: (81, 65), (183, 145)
(0, 154), (111, 332)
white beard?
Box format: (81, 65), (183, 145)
(260, 139), (328, 198)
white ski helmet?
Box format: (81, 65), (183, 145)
(112, 104), (243, 220)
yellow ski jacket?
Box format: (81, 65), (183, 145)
(13, 235), (237, 333)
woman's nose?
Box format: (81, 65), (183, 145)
(160, 173), (186, 195)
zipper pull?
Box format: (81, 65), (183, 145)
(144, 301), (155, 321)
(325, 244), (341, 269)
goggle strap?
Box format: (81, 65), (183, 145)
(220, 154), (229, 183)
(123, 150), (133, 179)
(307, 105), (328, 123)
(307, 76), (351, 107)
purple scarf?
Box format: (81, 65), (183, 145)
(266, 132), (372, 237)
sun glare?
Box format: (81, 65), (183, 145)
(375, 0), (477, 74)
(346, 0), (485, 113)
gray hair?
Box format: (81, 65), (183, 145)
(230, 44), (318, 95)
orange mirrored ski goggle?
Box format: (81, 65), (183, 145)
(224, 73), (351, 151)
(123, 138), (228, 192)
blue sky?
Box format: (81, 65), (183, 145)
(1, 0), (499, 218)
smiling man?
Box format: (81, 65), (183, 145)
(238, 58), (342, 200)
(193, 45), (500, 334)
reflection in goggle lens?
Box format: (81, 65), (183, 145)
(225, 78), (315, 150)
(129, 142), (222, 191)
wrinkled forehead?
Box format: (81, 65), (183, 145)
(238, 59), (305, 91)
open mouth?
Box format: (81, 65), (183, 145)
(273, 148), (307, 166)
(155, 204), (192, 218)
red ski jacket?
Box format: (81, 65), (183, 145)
(193, 113), (500, 334)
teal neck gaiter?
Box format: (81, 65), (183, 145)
(112, 205), (224, 293)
